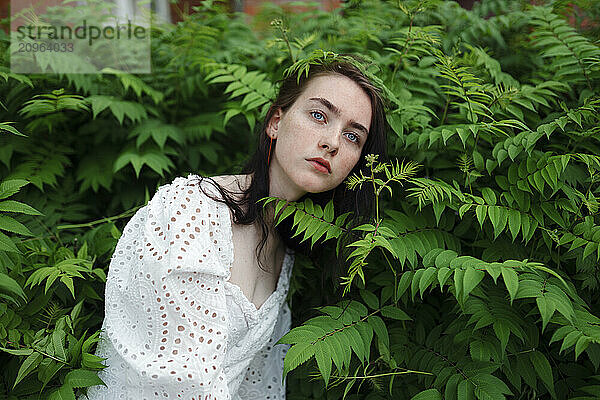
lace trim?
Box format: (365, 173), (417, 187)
(186, 174), (294, 323)
(223, 252), (293, 325)
(188, 173), (293, 323)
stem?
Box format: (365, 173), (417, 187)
(312, 308), (382, 345)
(277, 25), (295, 63)
(35, 217), (64, 248)
(329, 369), (433, 380)
(370, 163), (379, 222)
(56, 206), (142, 230)
(397, 13), (415, 64)
(381, 248), (396, 275)
(507, 348), (536, 357)
(440, 95), (450, 125)
(6, 342), (71, 366)
(35, 348), (70, 366)
(380, 249), (398, 301)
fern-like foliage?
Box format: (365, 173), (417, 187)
(530, 6), (600, 90)
(204, 63), (276, 130)
(278, 151), (600, 398)
(1, 1), (600, 398)
(434, 48), (493, 124)
(261, 197), (350, 250)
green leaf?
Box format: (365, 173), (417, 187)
(346, 327), (366, 363)
(359, 289), (379, 309)
(64, 369), (104, 388)
(529, 351), (555, 397)
(487, 206), (508, 239)
(485, 263), (501, 283)
(113, 146), (174, 178)
(419, 267), (437, 297)
(508, 144), (520, 160)
(60, 276), (75, 298)
(39, 360), (64, 390)
(507, 209), (521, 241)
(494, 321), (510, 354)
(457, 378), (475, 400)
(411, 388), (442, 400)
(81, 353), (106, 369)
(411, 269), (424, 301)
(536, 295), (555, 332)
(575, 336), (591, 360)
(549, 326), (572, 345)
(454, 268), (465, 303)
(280, 325), (325, 344)
(0, 215), (34, 236)
(475, 205), (487, 228)
(354, 224), (376, 232)
(481, 188), (496, 205)
(129, 119), (184, 149)
(396, 272), (412, 299)
(52, 330), (67, 362)
(541, 201), (565, 227)
(463, 266), (484, 300)
(13, 352), (43, 388)
(501, 267), (519, 304)
(368, 315), (389, 354)
(0, 122), (27, 137)
(0, 179), (29, 200)
(323, 201), (334, 223)
(583, 242), (597, 261)
(0, 231), (19, 253)
(435, 250), (458, 269)
(355, 322), (373, 362)
(48, 383), (76, 400)
(88, 95), (147, 124)
(314, 341), (332, 385)
(423, 248), (444, 267)
(0, 347), (33, 356)
(532, 171), (545, 193)
(438, 267), (453, 290)
(560, 331), (582, 354)
(472, 373), (513, 398)
(0, 200), (42, 215)
(380, 305), (412, 321)
(0, 272), (27, 305)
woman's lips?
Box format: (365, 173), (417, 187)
(307, 159), (331, 174)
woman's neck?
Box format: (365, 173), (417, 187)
(216, 173), (279, 228)
(267, 164), (306, 202)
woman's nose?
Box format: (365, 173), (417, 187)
(318, 129), (340, 156)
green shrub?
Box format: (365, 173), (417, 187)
(0, 0), (599, 398)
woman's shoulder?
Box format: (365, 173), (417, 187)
(156, 173), (249, 203)
(202, 173), (251, 198)
(139, 173), (239, 278)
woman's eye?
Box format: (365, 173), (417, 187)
(311, 111), (325, 122)
(345, 132), (359, 144)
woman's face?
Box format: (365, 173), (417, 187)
(266, 73), (372, 201)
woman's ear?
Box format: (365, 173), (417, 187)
(266, 108), (283, 139)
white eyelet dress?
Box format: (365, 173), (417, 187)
(83, 175), (293, 400)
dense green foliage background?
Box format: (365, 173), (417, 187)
(0, 0), (599, 398)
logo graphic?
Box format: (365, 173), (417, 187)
(11, 0), (151, 73)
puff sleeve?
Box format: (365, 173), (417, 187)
(86, 176), (233, 400)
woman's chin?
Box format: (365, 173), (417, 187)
(294, 177), (339, 195)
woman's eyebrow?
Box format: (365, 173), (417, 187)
(308, 97), (369, 136)
(309, 97), (341, 117)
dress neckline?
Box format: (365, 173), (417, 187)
(224, 252), (291, 317)
(199, 175), (291, 318)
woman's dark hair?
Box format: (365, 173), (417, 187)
(199, 57), (388, 272)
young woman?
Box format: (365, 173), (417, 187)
(84, 58), (387, 400)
